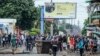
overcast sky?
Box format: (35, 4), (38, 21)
(34, 0), (89, 29)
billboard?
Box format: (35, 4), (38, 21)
(44, 2), (77, 19)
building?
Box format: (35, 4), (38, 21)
(0, 18), (16, 35)
(86, 0), (100, 39)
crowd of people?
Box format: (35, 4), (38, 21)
(0, 32), (35, 53)
(0, 32), (100, 56)
(48, 34), (100, 56)
(0, 33), (12, 47)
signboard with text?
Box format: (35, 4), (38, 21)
(44, 2), (77, 19)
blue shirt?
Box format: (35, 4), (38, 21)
(77, 39), (84, 48)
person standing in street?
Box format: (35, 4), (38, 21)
(84, 37), (89, 52)
(2, 34), (6, 47)
(20, 34), (25, 45)
(51, 36), (58, 56)
(58, 35), (63, 51)
(69, 36), (75, 52)
(62, 35), (67, 50)
(11, 34), (17, 54)
(25, 34), (33, 52)
(77, 36), (84, 56)
(8, 33), (12, 45)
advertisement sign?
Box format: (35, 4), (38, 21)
(44, 2), (77, 19)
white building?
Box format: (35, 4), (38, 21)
(0, 18), (16, 34)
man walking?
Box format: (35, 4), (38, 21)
(26, 34), (33, 52)
(51, 36), (58, 56)
(77, 36), (84, 56)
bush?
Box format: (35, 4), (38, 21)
(30, 32), (37, 35)
(29, 28), (40, 36)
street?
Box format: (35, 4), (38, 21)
(0, 53), (99, 56)
(0, 45), (100, 56)
(0, 53), (79, 56)
(0, 0), (100, 56)
(0, 50), (100, 56)
(0, 54), (51, 56)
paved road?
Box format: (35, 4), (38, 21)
(0, 50), (79, 56)
(0, 54), (51, 56)
(0, 46), (100, 56)
(0, 51), (100, 56)
(0, 54), (74, 56)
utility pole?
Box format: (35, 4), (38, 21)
(50, 0), (53, 36)
(40, 6), (44, 35)
(51, 0), (52, 3)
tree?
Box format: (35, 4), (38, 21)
(0, 0), (38, 30)
(29, 28), (40, 36)
(81, 19), (89, 35)
(59, 23), (73, 33)
(33, 7), (41, 29)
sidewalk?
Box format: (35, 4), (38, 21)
(0, 46), (25, 54)
(0, 46), (38, 54)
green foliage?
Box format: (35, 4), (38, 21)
(0, 0), (39, 30)
(81, 27), (87, 36)
(81, 19), (89, 35)
(44, 20), (52, 34)
(84, 19), (89, 26)
(33, 7), (41, 29)
(53, 22), (59, 34)
(66, 24), (73, 29)
(59, 23), (72, 31)
(29, 28), (40, 36)
(31, 28), (40, 33)
(30, 32), (37, 36)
